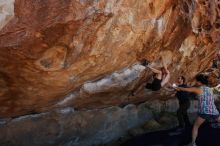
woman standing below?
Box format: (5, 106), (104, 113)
(176, 74), (220, 146)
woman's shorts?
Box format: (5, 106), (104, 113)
(198, 113), (220, 122)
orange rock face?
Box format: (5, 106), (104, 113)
(0, 0), (220, 117)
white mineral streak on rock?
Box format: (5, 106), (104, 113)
(82, 64), (145, 94)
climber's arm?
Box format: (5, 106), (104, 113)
(147, 66), (162, 74)
(161, 70), (170, 87)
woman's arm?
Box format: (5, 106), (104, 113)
(176, 87), (202, 95)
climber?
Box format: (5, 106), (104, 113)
(131, 57), (170, 95)
(146, 57), (170, 91)
(175, 74), (220, 146)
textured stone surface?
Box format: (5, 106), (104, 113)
(2, 1), (220, 145)
(0, 99), (200, 146)
(0, 0), (220, 118)
(0, 102), (153, 146)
